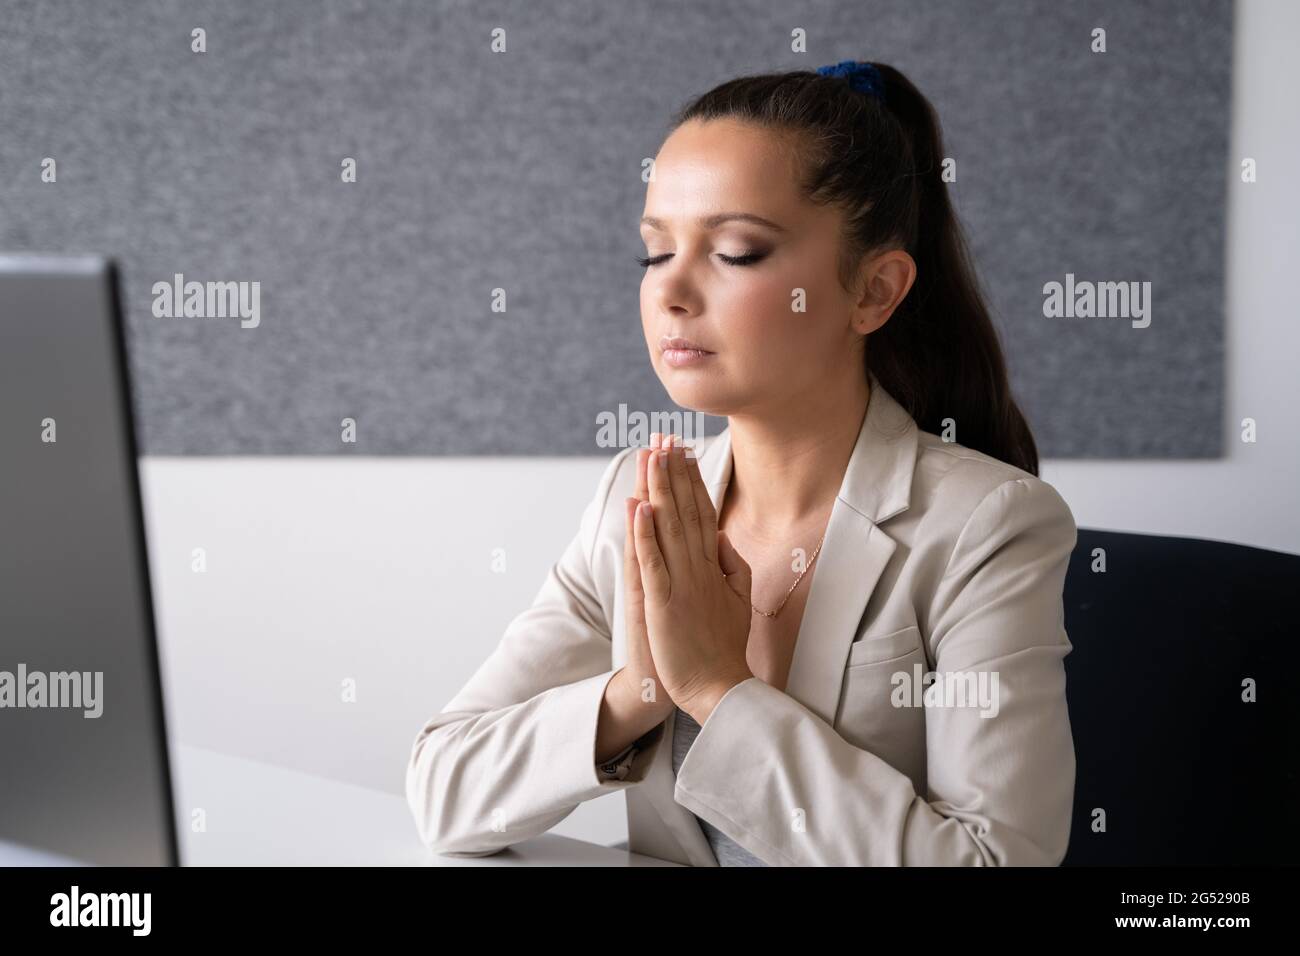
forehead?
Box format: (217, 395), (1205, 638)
(644, 118), (805, 221)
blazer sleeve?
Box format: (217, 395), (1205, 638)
(404, 445), (669, 857)
(672, 476), (1078, 866)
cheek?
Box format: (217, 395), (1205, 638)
(639, 278), (658, 341)
(719, 267), (828, 353)
(724, 271), (790, 319)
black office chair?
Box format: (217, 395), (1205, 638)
(1061, 528), (1300, 865)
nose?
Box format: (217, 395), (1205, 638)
(647, 257), (703, 319)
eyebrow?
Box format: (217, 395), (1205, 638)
(639, 212), (787, 233)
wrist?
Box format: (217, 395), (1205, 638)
(678, 667), (753, 724)
(611, 668), (674, 721)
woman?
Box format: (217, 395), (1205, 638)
(406, 61), (1078, 866)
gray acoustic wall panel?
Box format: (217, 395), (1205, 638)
(0, 0), (1230, 456)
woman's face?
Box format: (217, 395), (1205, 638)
(638, 118), (865, 419)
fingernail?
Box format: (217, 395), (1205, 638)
(684, 447), (696, 460)
(638, 501), (652, 516)
(657, 450), (668, 469)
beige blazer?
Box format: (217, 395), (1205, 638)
(405, 372), (1079, 866)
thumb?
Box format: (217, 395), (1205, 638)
(717, 530), (752, 601)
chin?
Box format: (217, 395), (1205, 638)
(661, 384), (731, 418)
(653, 356), (735, 415)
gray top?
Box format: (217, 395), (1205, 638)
(671, 706), (768, 866)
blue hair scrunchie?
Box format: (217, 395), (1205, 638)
(816, 60), (885, 102)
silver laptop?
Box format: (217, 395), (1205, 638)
(0, 254), (178, 866)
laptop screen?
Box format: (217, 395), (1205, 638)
(0, 255), (177, 866)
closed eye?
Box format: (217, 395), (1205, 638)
(634, 251), (767, 268)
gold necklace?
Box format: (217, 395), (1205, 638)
(750, 531), (827, 618)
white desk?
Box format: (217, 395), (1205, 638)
(175, 744), (678, 866)
(0, 840), (90, 866)
(2, 745), (679, 867)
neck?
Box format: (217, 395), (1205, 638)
(722, 369), (870, 538)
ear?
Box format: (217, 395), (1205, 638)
(853, 249), (916, 335)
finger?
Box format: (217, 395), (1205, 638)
(717, 530), (753, 602)
(635, 448), (650, 502)
(637, 433), (663, 502)
(647, 447), (691, 578)
(623, 497), (644, 601)
(633, 499), (670, 603)
(682, 444), (718, 565)
(665, 443), (705, 568)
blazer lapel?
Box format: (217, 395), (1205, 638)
(786, 373), (919, 723)
(638, 372), (919, 864)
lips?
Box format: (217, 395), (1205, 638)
(660, 336), (716, 368)
(659, 336), (714, 354)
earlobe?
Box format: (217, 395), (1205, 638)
(854, 283), (893, 337)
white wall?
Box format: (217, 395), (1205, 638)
(139, 0), (1300, 850)
(142, 454), (636, 846)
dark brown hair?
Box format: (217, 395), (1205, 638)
(668, 63), (1039, 475)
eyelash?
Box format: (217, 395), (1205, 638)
(634, 251), (766, 268)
